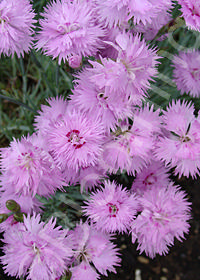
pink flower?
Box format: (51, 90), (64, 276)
(46, 108), (105, 171)
(134, 11), (171, 41)
(154, 100), (200, 178)
(83, 180), (139, 233)
(178, 0), (200, 31)
(79, 165), (108, 193)
(1, 214), (73, 279)
(100, 104), (161, 175)
(173, 50), (200, 98)
(0, 134), (63, 197)
(128, 0), (172, 25)
(70, 67), (132, 131)
(69, 222), (120, 278)
(70, 262), (100, 280)
(0, 189), (42, 232)
(0, 0), (35, 57)
(36, 0), (104, 63)
(34, 96), (68, 135)
(94, 0), (129, 28)
(131, 183), (191, 258)
(114, 33), (160, 100)
(131, 160), (170, 196)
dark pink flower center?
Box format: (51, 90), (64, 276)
(107, 203), (119, 217)
(66, 129), (86, 149)
(143, 172), (157, 186)
(191, 68), (200, 80)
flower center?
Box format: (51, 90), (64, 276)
(66, 129), (86, 149)
(18, 152), (34, 170)
(180, 135), (191, 143)
(143, 172), (157, 186)
(97, 92), (109, 109)
(191, 68), (200, 80)
(107, 203), (119, 217)
(57, 22), (80, 34)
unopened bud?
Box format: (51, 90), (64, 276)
(0, 214), (9, 223)
(6, 200), (21, 212)
(68, 55), (82, 69)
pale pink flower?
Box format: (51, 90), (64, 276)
(128, 0), (172, 25)
(114, 33), (160, 100)
(94, 0), (129, 28)
(34, 96), (68, 135)
(69, 222), (120, 278)
(178, 0), (200, 31)
(46, 108), (105, 171)
(173, 50), (200, 98)
(36, 0), (104, 63)
(100, 104), (161, 175)
(131, 160), (170, 196)
(0, 0), (35, 57)
(0, 188), (42, 232)
(1, 214), (73, 279)
(0, 134), (63, 197)
(83, 180), (139, 233)
(134, 11), (171, 41)
(131, 183), (191, 258)
(154, 100), (200, 178)
(70, 67), (133, 131)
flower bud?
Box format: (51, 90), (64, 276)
(0, 214), (9, 223)
(68, 54), (82, 69)
(6, 200), (21, 212)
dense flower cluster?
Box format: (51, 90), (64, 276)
(0, 0), (197, 279)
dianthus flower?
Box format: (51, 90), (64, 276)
(131, 160), (170, 196)
(131, 183), (191, 258)
(134, 11), (171, 41)
(101, 104), (161, 174)
(68, 222), (120, 279)
(0, 134), (63, 197)
(0, 0), (35, 57)
(173, 50), (200, 98)
(70, 67), (133, 131)
(127, 0), (172, 25)
(36, 0), (104, 63)
(34, 96), (68, 135)
(1, 214), (73, 280)
(113, 33), (160, 100)
(178, 0), (200, 31)
(0, 188), (42, 232)
(46, 108), (105, 171)
(83, 180), (139, 233)
(94, 0), (129, 28)
(79, 164), (107, 193)
(154, 100), (200, 178)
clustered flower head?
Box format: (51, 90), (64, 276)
(83, 180), (139, 233)
(173, 50), (200, 98)
(0, 0), (35, 57)
(0, 0), (197, 279)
